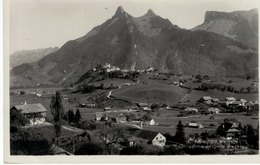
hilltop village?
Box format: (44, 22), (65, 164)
(10, 63), (259, 155)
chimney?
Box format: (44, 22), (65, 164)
(24, 101), (27, 105)
(140, 121), (143, 129)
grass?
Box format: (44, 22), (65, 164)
(22, 125), (80, 140)
(91, 78), (134, 88)
(112, 83), (187, 105)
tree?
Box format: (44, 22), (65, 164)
(74, 109), (81, 124)
(246, 86), (253, 93)
(195, 74), (202, 82)
(151, 103), (160, 111)
(68, 109), (75, 124)
(175, 120), (186, 144)
(120, 145), (146, 155)
(10, 129), (53, 155)
(10, 109), (29, 127)
(74, 142), (104, 155)
(100, 83), (104, 89)
(246, 124), (258, 148)
(50, 91), (64, 145)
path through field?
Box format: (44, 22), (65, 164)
(179, 93), (189, 102)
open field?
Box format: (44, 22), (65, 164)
(112, 83), (187, 104)
(21, 125), (81, 140)
(91, 78), (135, 88)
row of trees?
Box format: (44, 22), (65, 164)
(197, 82), (255, 93)
(63, 109), (82, 125)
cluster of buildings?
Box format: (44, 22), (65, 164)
(93, 63), (155, 74)
(198, 96), (258, 112)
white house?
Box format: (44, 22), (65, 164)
(130, 129), (166, 147)
(144, 118), (156, 125)
(188, 122), (204, 129)
(208, 108), (220, 114)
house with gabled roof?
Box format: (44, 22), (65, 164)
(208, 108), (220, 114)
(225, 97), (236, 105)
(198, 96), (212, 104)
(128, 129), (166, 147)
(95, 112), (105, 121)
(212, 98), (219, 103)
(10, 103), (47, 126)
(106, 113), (127, 123)
(184, 107), (198, 113)
(217, 122), (241, 138)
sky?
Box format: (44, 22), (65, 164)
(8, 0), (259, 54)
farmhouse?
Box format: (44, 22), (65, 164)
(239, 99), (247, 106)
(144, 118), (156, 125)
(95, 112), (105, 121)
(103, 107), (111, 111)
(245, 101), (255, 109)
(208, 108), (220, 114)
(128, 129), (166, 147)
(225, 97), (236, 105)
(184, 107), (198, 113)
(217, 122), (241, 138)
(10, 103), (47, 126)
(106, 113), (127, 123)
(198, 96), (212, 104)
(212, 98), (219, 103)
(187, 122), (204, 129)
(80, 101), (96, 108)
(229, 101), (243, 108)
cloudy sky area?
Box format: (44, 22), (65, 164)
(9, 0), (258, 54)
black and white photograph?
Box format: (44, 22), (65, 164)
(4, 0), (260, 163)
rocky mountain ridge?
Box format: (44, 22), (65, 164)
(10, 7), (258, 87)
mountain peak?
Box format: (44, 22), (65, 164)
(115, 6), (125, 15)
(146, 9), (156, 17)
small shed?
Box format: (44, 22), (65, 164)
(188, 122), (204, 129)
(103, 107), (111, 111)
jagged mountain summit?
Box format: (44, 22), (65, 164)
(192, 9), (258, 49)
(11, 7), (258, 87)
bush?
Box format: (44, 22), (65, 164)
(10, 129), (53, 155)
(75, 142), (104, 155)
(120, 145), (146, 155)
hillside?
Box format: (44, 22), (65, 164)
(192, 9), (258, 49)
(10, 47), (59, 69)
(10, 7), (258, 87)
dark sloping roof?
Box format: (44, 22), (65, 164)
(131, 129), (159, 141)
(218, 122), (238, 132)
(12, 103), (47, 114)
(245, 101), (255, 106)
(106, 113), (124, 119)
